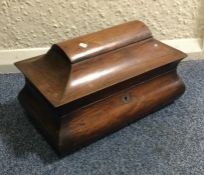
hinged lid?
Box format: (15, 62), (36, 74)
(15, 20), (187, 107)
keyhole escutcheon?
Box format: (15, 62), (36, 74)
(122, 93), (130, 104)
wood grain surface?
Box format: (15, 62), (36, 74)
(15, 20), (187, 155)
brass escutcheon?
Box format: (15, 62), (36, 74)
(122, 93), (130, 104)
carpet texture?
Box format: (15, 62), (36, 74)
(0, 60), (204, 175)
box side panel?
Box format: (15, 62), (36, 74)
(58, 70), (185, 155)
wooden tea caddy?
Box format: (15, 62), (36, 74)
(15, 20), (187, 156)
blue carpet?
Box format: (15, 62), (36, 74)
(0, 60), (204, 175)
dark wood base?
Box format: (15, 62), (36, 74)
(18, 70), (185, 156)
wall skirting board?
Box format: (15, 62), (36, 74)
(0, 38), (203, 73)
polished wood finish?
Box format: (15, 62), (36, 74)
(15, 20), (186, 156)
(58, 20), (152, 63)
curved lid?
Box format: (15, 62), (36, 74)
(15, 21), (187, 107)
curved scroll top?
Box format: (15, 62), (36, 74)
(56, 20), (152, 63)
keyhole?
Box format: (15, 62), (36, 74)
(122, 94), (130, 104)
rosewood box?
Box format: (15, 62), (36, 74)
(15, 20), (187, 156)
